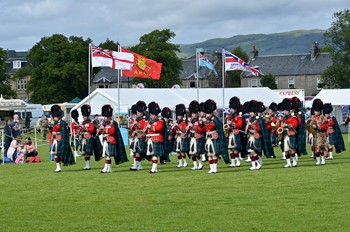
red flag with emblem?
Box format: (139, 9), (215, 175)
(121, 48), (162, 80)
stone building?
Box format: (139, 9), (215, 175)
(242, 42), (331, 96)
(5, 50), (30, 100)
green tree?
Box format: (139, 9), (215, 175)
(27, 34), (92, 104)
(99, 38), (119, 51)
(226, 47), (249, 87)
(260, 74), (277, 89)
(322, 9), (350, 88)
(0, 48), (17, 98)
(129, 29), (182, 87)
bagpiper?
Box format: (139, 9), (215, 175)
(291, 97), (307, 160)
(173, 104), (188, 168)
(144, 102), (165, 173)
(245, 100), (263, 170)
(265, 102), (278, 148)
(187, 100), (205, 170)
(160, 107), (173, 164)
(256, 101), (275, 164)
(50, 105), (75, 172)
(323, 103), (345, 160)
(128, 104), (138, 167)
(99, 105), (128, 173)
(279, 98), (299, 168)
(129, 101), (148, 171)
(226, 96), (243, 168)
(70, 109), (81, 158)
(242, 101), (251, 162)
(201, 99), (229, 174)
(309, 99), (329, 165)
(80, 104), (95, 170)
(199, 102), (207, 162)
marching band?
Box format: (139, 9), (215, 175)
(48, 96), (346, 174)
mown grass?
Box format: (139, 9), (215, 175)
(1, 133), (350, 232)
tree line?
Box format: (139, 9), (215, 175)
(0, 9), (349, 103)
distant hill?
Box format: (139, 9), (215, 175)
(178, 29), (325, 58)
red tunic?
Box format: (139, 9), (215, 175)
(71, 121), (81, 135)
(82, 121), (95, 134)
(173, 119), (187, 133)
(266, 116), (277, 132)
(284, 115), (298, 129)
(146, 119), (165, 142)
(228, 113), (244, 130)
(202, 118), (216, 132)
(52, 123), (61, 133)
(102, 121), (116, 144)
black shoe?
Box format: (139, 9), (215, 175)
(83, 167), (91, 170)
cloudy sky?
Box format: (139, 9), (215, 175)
(0, 0), (348, 51)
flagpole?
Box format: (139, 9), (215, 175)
(88, 43), (91, 105)
(195, 48), (199, 102)
(117, 44), (121, 128)
(222, 49), (225, 123)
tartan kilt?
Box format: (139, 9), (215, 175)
(328, 132), (336, 145)
(57, 140), (75, 165)
(173, 137), (189, 153)
(83, 138), (93, 155)
(106, 142), (117, 157)
(150, 142), (164, 157)
(246, 135), (262, 153)
(232, 133), (243, 151)
(205, 138), (222, 155)
(136, 137), (147, 155)
(196, 137), (205, 154)
(271, 131), (278, 146)
(164, 138), (174, 156)
(92, 137), (102, 161)
(280, 134), (297, 151)
(70, 137), (80, 147)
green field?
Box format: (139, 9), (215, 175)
(1, 133), (350, 232)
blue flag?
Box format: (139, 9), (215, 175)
(199, 53), (218, 76)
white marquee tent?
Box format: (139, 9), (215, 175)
(313, 89), (350, 106)
(313, 89), (350, 134)
(72, 87), (283, 118)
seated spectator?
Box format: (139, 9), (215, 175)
(23, 137), (38, 158)
(15, 148), (26, 164)
(7, 135), (22, 161)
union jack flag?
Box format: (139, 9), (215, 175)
(223, 49), (260, 76)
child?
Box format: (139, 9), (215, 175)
(15, 148), (26, 164)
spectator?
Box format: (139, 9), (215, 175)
(305, 107), (311, 120)
(7, 135), (22, 161)
(11, 114), (22, 138)
(3, 116), (13, 157)
(25, 114), (31, 129)
(23, 137), (38, 158)
(15, 148), (26, 164)
(39, 115), (49, 141)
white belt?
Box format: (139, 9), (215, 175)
(146, 133), (160, 137)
